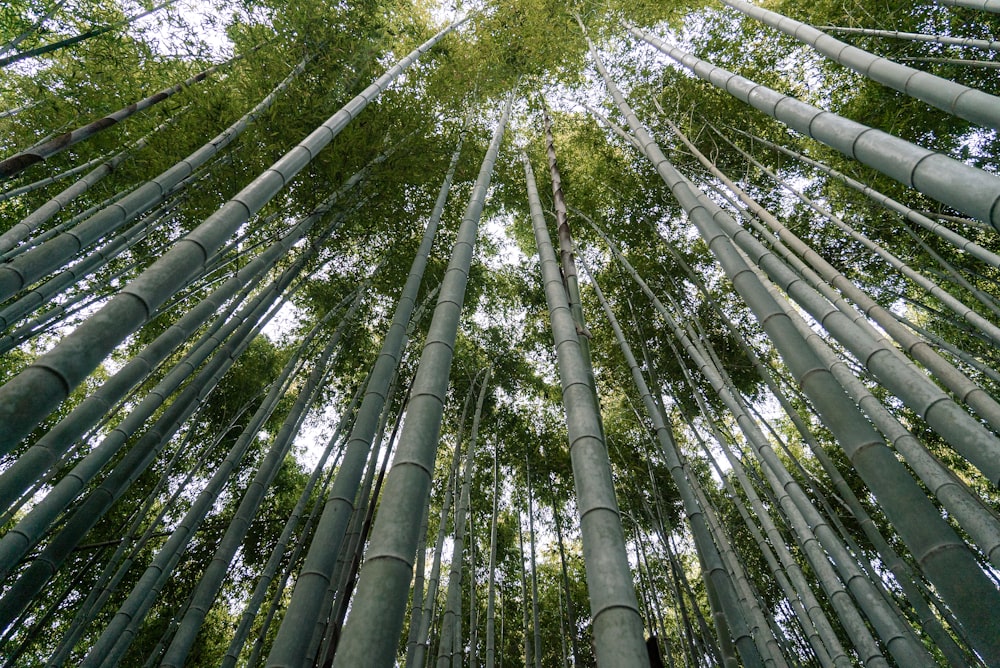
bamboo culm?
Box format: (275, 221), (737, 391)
(0, 184), (359, 519)
(408, 412), (467, 668)
(0, 0), (70, 58)
(80, 312), (342, 668)
(934, 0), (1000, 13)
(666, 118), (1000, 443)
(264, 124), (466, 668)
(0, 54), (310, 305)
(158, 298), (361, 667)
(330, 90), (513, 668)
(45, 400), (258, 667)
(484, 447), (500, 668)
(817, 25), (1000, 52)
(579, 254), (770, 668)
(717, 130), (1000, 345)
(717, 0), (1000, 130)
(665, 245), (973, 665)
(523, 147), (649, 667)
(0, 0), (180, 68)
(599, 101), (1000, 490)
(314, 373), (411, 664)
(220, 379), (366, 668)
(526, 458), (542, 668)
(0, 265), (310, 631)
(0, 39), (233, 179)
(0, 114), (179, 252)
(437, 369), (491, 668)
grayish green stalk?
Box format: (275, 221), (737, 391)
(673, 118), (1000, 440)
(265, 122), (466, 668)
(934, 0), (1000, 13)
(330, 90), (513, 668)
(523, 149), (648, 666)
(579, 253), (768, 668)
(159, 300), (360, 667)
(588, 58), (1000, 660)
(0, 0), (180, 68)
(0, 39), (230, 178)
(0, 115), (178, 252)
(437, 368), (491, 668)
(818, 25), (1000, 51)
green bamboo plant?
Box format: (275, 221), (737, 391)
(0, 45), (236, 179)
(523, 150), (649, 667)
(265, 126), (466, 668)
(587, 29), (1000, 662)
(328, 90), (514, 668)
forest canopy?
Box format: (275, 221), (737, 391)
(0, 0), (999, 666)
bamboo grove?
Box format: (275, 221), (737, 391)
(0, 0), (998, 665)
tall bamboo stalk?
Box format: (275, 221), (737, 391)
(266, 124), (467, 668)
(718, 130), (1000, 345)
(580, 209), (913, 666)
(665, 117), (1000, 442)
(408, 397), (469, 668)
(0, 0), (70, 57)
(484, 445), (500, 668)
(585, 53), (1000, 659)
(934, 0), (1000, 13)
(0, 115), (179, 252)
(818, 25), (1000, 52)
(523, 149), (648, 666)
(578, 254), (768, 668)
(0, 53), (312, 306)
(330, 91), (514, 668)
(0, 0), (180, 68)
(159, 301), (360, 666)
(664, 244), (973, 665)
(0, 41), (234, 178)
(525, 457), (542, 668)
(437, 368), (491, 668)
(81, 313), (343, 667)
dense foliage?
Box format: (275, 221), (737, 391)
(1, 0), (998, 665)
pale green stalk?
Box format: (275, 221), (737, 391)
(437, 368), (491, 668)
(934, 0), (1000, 13)
(719, 131), (1000, 344)
(587, 52), (1000, 659)
(484, 447), (500, 668)
(665, 117), (1000, 439)
(0, 38), (230, 177)
(578, 253), (767, 668)
(523, 150), (648, 666)
(266, 124), (466, 668)
(818, 25), (1000, 51)
(0, 115), (179, 251)
(330, 91), (514, 668)
(159, 298), (360, 666)
(80, 306), (344, 667)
